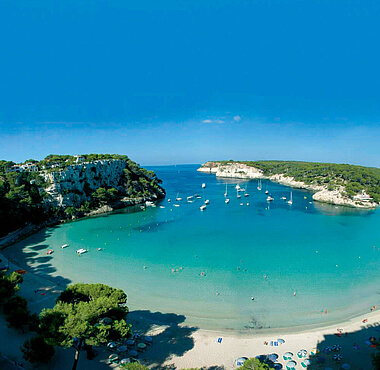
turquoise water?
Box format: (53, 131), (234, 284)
(14, 165), (380, 332)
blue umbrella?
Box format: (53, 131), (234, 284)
(237, 357), (248, 367)
(286, 360), (297, 369)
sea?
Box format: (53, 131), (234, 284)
(11, 165), (380, 333)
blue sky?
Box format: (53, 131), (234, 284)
(1, 0), (379, 166)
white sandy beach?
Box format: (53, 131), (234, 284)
(1, 249), (378, 370)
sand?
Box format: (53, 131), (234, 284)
(1, 248), (378, 370)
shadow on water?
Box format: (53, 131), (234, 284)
(2, 226), (72, 297)
(127, 310), (215, 369)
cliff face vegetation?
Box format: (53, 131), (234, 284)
(0, 154), (165, 238)
(199, 160), (380, 208)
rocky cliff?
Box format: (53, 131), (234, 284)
(41, 158), (165, 209)
(198, 161), (378, 209)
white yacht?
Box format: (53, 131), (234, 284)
(76, 248), (87, 255)
(224, 184), (228, 197)
(205, 199), (210, 205)
(257, 179), (262, 191)
(266, 196), (274, 201)
(200, 205), (207, 211)
(61, 244), (69, 249)
(287, 191), (293, 205)
(225, 198), (230, 204)
(202, 183), (206, 188)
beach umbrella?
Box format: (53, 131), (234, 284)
(137, 343), (147, 350)
(297, 349), (307, 358)
(278, 338), (285, 344)
(310, 348), (319, 356)
(120, 358), (131, 364)
(144, 335), (153, 344)
(118, 345), (127, 353)
(274, 364), (283, 370)
(108, 354), (119, 364)
(332, 344), (341, 351)
(341, 364), (351, 370)
(333, 354), (342, 362)
(129, 350), (138, 358)
(323, 346), (333, 353)
(256, 355), (266, 362)
(126, 339), (135, 346)
(268, 353), (278, 362)
(100, 317), (112, 325)
(107, 342), (117, 349)
(303, 359), (311, 366)
(237, 357), (248, 367)
(286, 360), (297, 369)
(132, 333), (141, 339)
(284, 351), (293, 359)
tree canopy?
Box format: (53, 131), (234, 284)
(39, 283), (131, 348)
(239, 357), (275, 370)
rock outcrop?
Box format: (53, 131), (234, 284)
(198, 162), (378, 209)
(41, 159), (165, 208)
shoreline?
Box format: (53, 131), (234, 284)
(1, 239), (378, 369)
(198, 162), (379, 210)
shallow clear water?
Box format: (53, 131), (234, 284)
(14, 165), (380, 332)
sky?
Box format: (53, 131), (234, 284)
(1, 0), (380, 166)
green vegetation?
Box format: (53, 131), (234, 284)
(0, 154), (164, 238)
(215, 160), (380, 203)
(21, 335), (55, 364)
(31, 283), (131, 368)
(239, 357), (274, 369)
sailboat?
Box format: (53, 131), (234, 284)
(225, 198), (230, 204)
(244, 183), (249, 197)
(257, 179), (262, 191)
(224, 184), (228, 197)
(287, 191), (293, 205)
(176, 192), (182, 201)
(237, 188), (241, 198)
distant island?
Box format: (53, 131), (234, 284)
(198, 160), (380, 209)
(0, 154), (165, 242)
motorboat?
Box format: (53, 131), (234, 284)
(287, 191), (293, 205)
(205, 199), (210, 205)
(76, 248), (87, 255)
(145, 201), (155, 206)
(202, 183), (206, 188)
(225, 198), (230, 204)
(200, 205), (206, 211)
(266, 196), (274, 201)
(61, 244), (69, 249)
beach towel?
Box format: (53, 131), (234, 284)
(216, 337), (222, 343)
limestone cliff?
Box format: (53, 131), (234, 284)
(41, 159), (165, 208)
(198, 161), (378, 209)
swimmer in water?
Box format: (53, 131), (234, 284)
(251, 296), (255, 301)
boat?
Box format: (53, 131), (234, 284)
(225, 198), (230, 204)
(202, 183), (206, 188)
(244, 192), (249, 197)
(205, 199), (210, 205)
(265, 190), (269, 194)
(280, 196), (286, 200)
(240, 203), (244, 206)
(266, 196), (274, 201)
(187, 195), (194, 201)
(168, 199), (171, 202)
(76, 248), (87, 255)
(47, 249), (54, 255)
(246, 203), (249, 206)
(200, 205), (206, 211)
(287, 191), (293, 205)
(61, 244), (69, 249)
(257, 179), (262, 191)
(235, 184), (241, 190)
(145, 201), (155, 206)
(237, 189), (241, 199)
(175, 192), (182, 201)
(159, 206), (165, 209)
(224, 184), (228, 197)
(194, 194), (200, 197)
(196, 196), (202, 199)
(173, 204), (180, 207)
